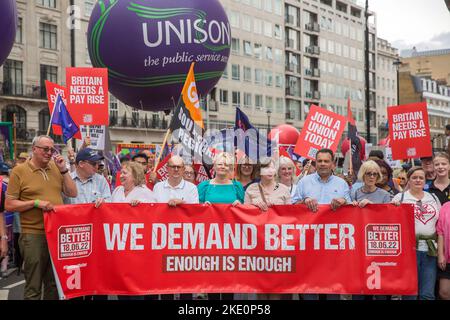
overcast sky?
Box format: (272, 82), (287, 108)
(357, 0), (450, 53)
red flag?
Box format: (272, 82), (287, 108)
(347, 96), (356, 126)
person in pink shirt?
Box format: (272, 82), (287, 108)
(437, 202), (450, 300)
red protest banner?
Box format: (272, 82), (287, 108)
(388, 102), (432, 160)
(193, 164), (212, 185)
(66, 67), (109, 125)
(155, 154), (171, 181)
(44, 203), (417, 299)
(294, 105), (347, 159)
(45, 81), (82, 139)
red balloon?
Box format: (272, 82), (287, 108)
(268, 124), (299, 145)
(341, 136), (366, 159)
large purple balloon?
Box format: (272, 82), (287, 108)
(87, 0), (231, 111)
(0, 0), (17, 67)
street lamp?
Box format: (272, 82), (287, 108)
(267, 110), (272, 132)
(393, 57), (402, 105)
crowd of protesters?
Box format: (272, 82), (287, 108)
(0, 134), (449, 301)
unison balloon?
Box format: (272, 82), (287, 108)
(87, 0), (231, 111)
(0, 0), (17, 67)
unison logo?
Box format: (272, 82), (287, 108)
(128, 3), (231, 49)
(142, 19), (231, 48)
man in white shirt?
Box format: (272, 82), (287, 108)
(152, 155), (199, 300)
(153, 155), (199, 205)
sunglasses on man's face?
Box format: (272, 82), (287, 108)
(35, 146), (57, 154)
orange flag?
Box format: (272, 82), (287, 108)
(181, 62), (204, 129)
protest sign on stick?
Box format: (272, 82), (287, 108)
(388, 102), (432, 160)
(294, 105), (346, 159)
(66, 67), (109, 126)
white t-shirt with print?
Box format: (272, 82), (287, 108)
(392, 191), (441, 252)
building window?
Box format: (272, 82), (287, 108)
(230, 10), (240, 28)
(39, 23), (57, 50)
(265, 71), (273, 87)
(255, 69), (263, 84)
(108, 96), (118, 125)
(231, 38), (240, 54)
(244, 93), (252, 108)
(274, 49), (282, 64)
(265, 96), (273, 112)
(275, 74), (283, 88)
(38, 108), (50, 135)
(264, 21), (272, 37)
(37, 0), (56, 8)
(2, 105), (26, 133)
(264, 0), (272, 12)
(222, 65), (228, 79)
(274, 24), (282, 39)
(276, 97), (284, 113)
(232, 64), (240, 81)
(265, 46), (273, 61)
(242, 14), (252, 31)
(85, 1), (95, 16)
(40, 64), (57, 98)
(254, 43), (262, 59)
(253, 18), (262, 34)
(2, 59), (23, 96)
(255, 94), (263, 109)
(220, 89), (229, 105)
(244, 41), (252, 56)
(244, 67), (252, 82)
(15, 18), (23, 44)
(232, 91), (241, 107)
(131, 109), (139, 127)
(274, 0), (282, 15)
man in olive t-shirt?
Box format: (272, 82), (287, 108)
(6, 135), (77, 300)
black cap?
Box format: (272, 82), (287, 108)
(76, 148), (104, 163)
(132, 153), (148, 161)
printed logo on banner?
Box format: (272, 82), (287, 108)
(407, 148), (416, 157)
(64, 263), (87, 290)
(365, 224), (401, 256)
(58, 224), (93, 260)
(83, 115), (93, 123)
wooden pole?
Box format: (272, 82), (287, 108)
(348, 139), (353, 175)
(13, 114), (17, 160)
(153, 128), (171, 172)
(46, 97), (58, 136)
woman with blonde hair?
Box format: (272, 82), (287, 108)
(197, 152), (245, 206)
(197, 152), (244, 300)
(277, 156), (298, 198)
(351, 160), (392, 208)
(351, 160), (391, 300)
(111, 161), (155, 205)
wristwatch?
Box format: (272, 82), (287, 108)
(0, 235), (8, 240)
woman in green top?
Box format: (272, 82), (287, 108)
(196, 152), (244, 301)
(197, 152), (245, 205)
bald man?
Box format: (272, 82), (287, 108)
(153, 156), (199, 206)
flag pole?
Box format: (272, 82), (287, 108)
(153, 129), (170, 173)
(46, 95), (59, 136)
(153, 97), (176, 172)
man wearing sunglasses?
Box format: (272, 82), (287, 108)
(5, 135), (77, 300)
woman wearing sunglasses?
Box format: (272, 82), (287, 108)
(350, 160), (391, 300)
(392, 166), (441, 300)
